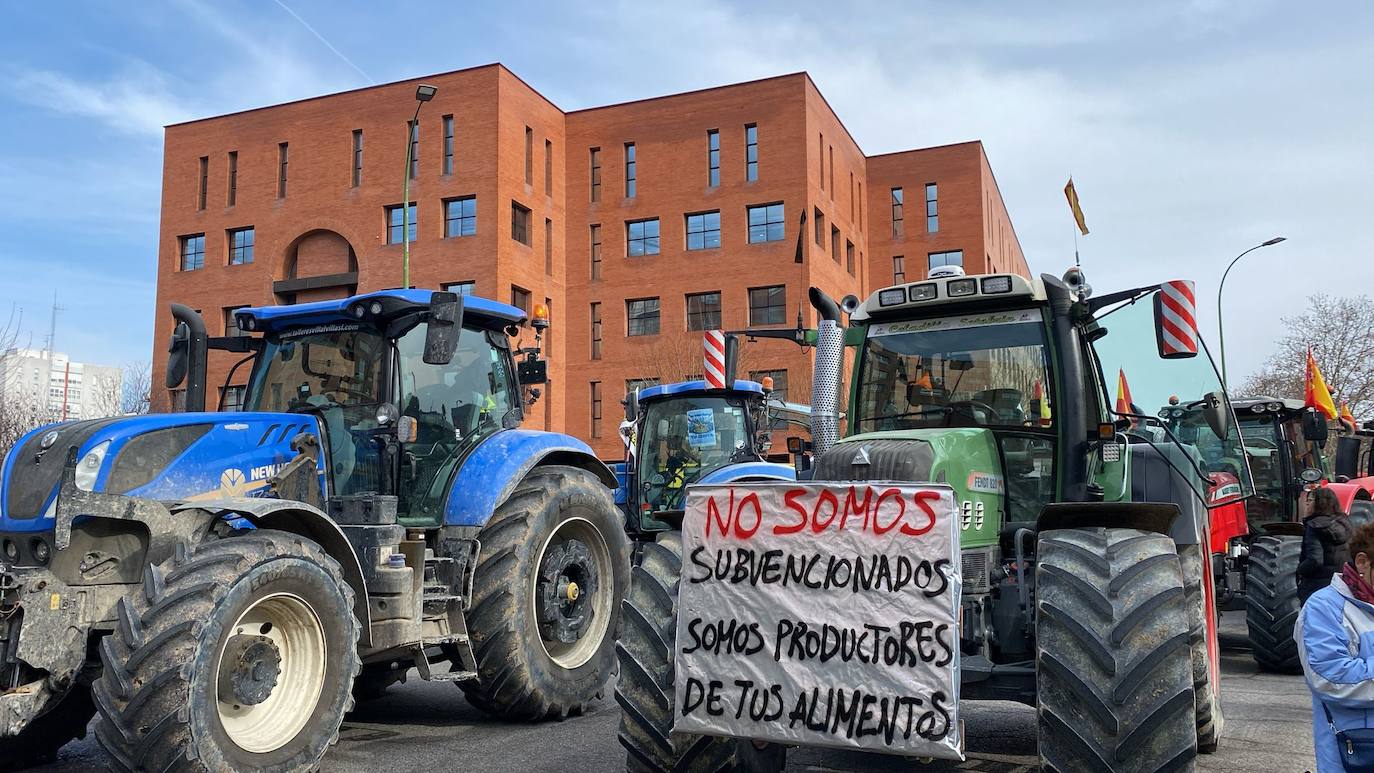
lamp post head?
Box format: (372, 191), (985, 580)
(415, 84), (437, 102)
(1261, 236), (1286, 247)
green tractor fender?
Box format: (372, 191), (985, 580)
(1036, 501), (1200, 545)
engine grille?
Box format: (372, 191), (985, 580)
(812, 438), (935, 484)
(961, 547), (994, 594)
(5, 418), (121, 520)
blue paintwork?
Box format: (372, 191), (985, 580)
(442, 429), (611, 527)
(610, 462), (630, 506)
(239, 289), (525, 333)
(697, 461), (797, 484)
(638, 379), (763, 401)
(0, 412), (325, 533)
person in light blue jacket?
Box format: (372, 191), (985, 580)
(1297, 521), (1374, 772)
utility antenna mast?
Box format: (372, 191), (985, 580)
(45, 292), (63, 358)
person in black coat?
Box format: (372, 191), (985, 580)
(1298, 486), (1354, 605)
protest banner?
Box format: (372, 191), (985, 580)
(673, 481), (962, 760)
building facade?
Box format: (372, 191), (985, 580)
(0, 349), (124, 422)
(154, 64), (1026, 458)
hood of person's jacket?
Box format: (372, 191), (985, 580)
(1307, 513), (1354, 542)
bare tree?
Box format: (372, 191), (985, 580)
(1240, 294), (1374, 420)
(87, 372), (124, 418)
(628, 332), (757, 396)
(122, 361), (152, 415)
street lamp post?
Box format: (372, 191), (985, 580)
(1218, 236), (1287, 388)
(402, 84), (437, 289)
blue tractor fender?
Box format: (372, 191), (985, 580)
(172, 497), (373, 647)
(443, 429), (618, 527)
(609, 461), (630, 506)
(697, 460), (797, 484)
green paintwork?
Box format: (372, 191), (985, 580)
(834, 428), (1004, 548)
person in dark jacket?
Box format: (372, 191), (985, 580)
(1298, 486), (1354, 605)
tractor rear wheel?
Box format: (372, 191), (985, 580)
(92, 531), (360, 772)
(1036, 527), (1197, 772)
(0, 685), (95, 770)
(1180, 543), (1223, 753)
(462, 465), (630, 720)
(615, 531), (735, 773)
(1245, 535), (1303, 673)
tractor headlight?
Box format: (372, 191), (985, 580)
(878, 288), (907, 307)
(1251, 404), (1266, 414)
(369, 300), (384, 315)
(74, 440), (111, 491)
(947, 278), (978, 297)
(909, 283), (938, 301)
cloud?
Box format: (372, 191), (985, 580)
(3, 62), (190, 137)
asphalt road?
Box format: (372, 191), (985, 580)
(36, 615), (1317, 773)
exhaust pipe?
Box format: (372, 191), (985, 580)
(167, 303), (208, 412)
(808, 287), (844, 457)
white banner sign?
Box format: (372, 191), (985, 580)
(673, 482), (962, 760)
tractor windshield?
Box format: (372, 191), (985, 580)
(638, 395), (753, 516)
(855, 309), (1053, 433)
(1235, 414), (1288, 525)
(1091, 293), (1255, 503)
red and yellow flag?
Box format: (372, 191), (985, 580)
(1032, 379), (1052, 426)
(1340, 401), (1357, 432)
(1064, 177), (1089, 236)
(1305, 348), (1338, 420)
(1115, 369), (1134, 416)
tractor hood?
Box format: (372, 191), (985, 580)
(813, 428), (1004, 548)
(0, 412), (323, 533)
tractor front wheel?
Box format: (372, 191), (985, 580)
(1180, 542), (1223, 753)
(462, 465), (630, 719)
(92, 531), (360, 772)
(1036, 527), (1197, 772)
(1245, 535), (1303, 673)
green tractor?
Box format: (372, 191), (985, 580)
(614, 268), (1251, 771)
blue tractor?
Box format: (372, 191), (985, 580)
(0, 289), (629, 770)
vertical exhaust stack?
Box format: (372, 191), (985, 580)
(808, 288), (844, 457)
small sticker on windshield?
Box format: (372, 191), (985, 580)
(685, 409), (718, 448)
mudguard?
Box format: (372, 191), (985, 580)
(443, 430), (616, 527)
(1036, 501), (1201, 545)
(696, 461), (797, 484)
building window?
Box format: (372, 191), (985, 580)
(747, 203), (785, 243)
(748, 285), (786, 326)
(627, 297), (660, 336)
(929, 250), (964, 270)
(744, 123), (758, 181)
(590, 381), (602, 438)
(685, 211), (721, 251)
(277, 142), (288, 198)
(891, 187), (904, 238)
(197, 156), (207, 210)
(352, 130), (363, 187)
(590, 147), (601, 202)
(590, 302), (602, 359)
(831, 226), (840, 262)
(544, 297), (554, 359)
(442, 116), (454, 175)
(818, 133), (825, 190)
(545, 218), (553, 275)
(544, 139), (553, 196)
(858, 181), (863, 224)
(228, 227), (254, 265)
(511, 201), (531, 245)
(407, 121), (419, 179)
(707, 129), (720, 187)
(220, 385), (246, 412)
(893, 255), (905, 284)
(846, 240), (855, 275)
(686, 292), (721, 331)
(828, 146), (834, 201)
(590, 224), (602, 280)
(511, 286), (531, 314)
(624, 142), (636, 198)
(524, 126), (533, 185)
(850, 172), (855, 218)
(224, 305), (249, 336)
(442, 281), (475, 296)
(626, 377), (660, 395)
(627, 218), (660, 256)
(444, 196), (477, 237)
(386, 204), (417, 244)
(926, 183), (939, 233)
(814, 208), (825, 248)
(179, 234), (205, 272)
(227, 151), (238, 206)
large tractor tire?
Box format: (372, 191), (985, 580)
(0, 685), (95, 770)
(615, 531), (735, 773)
(92, 531), (361, 772)
(462, 465), (631, 720)
(1179, 543), (1223, 753)
(1036, 528), (1197, 773)
(1245, 535), (1303, 673)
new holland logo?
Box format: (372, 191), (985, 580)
(219, 468), (249, 497)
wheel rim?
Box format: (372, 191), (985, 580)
(532, 516), (614, 669)
(216, 592), (327, 753)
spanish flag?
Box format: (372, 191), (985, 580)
(1340, 401), (1357, 433)
(1115, 369), (1134, 416)
(1065, 177), (1089, 236)
(1032, 379), (1052, 427)
(1305, 348), (1338, 420)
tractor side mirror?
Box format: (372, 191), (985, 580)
(1299, 467), (1324, 485)
(1302, 409), (1330, 446)
(1335, 436), (1361, 480)
(624, 389), (640, 423)
(166, 322), (190, 389)
(517, 359), (548, 385)
(1201, 390), (1230, 442)
(422, 291), (463, 365)
(947, 352), (976, 372)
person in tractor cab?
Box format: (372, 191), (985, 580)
(1299, 487), (1354, 605)
(1297, 521), (1374, 772)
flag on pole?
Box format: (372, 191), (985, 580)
(1064, 177), (1089, 236)
(1339, 401), (1357, 433)
(1115, 369), (1134, 416)
(1305, 347), (1338, 420)
(1032, 379), (1052, 427)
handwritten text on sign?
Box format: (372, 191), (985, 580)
(674, 482), (962, 760)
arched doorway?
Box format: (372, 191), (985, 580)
(274, 229), (359, 304)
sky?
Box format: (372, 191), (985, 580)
(0, 0), (1369, 385)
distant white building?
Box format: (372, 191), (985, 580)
(0, 349), (124, 421)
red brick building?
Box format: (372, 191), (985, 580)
(154, 64), (1026, 458)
